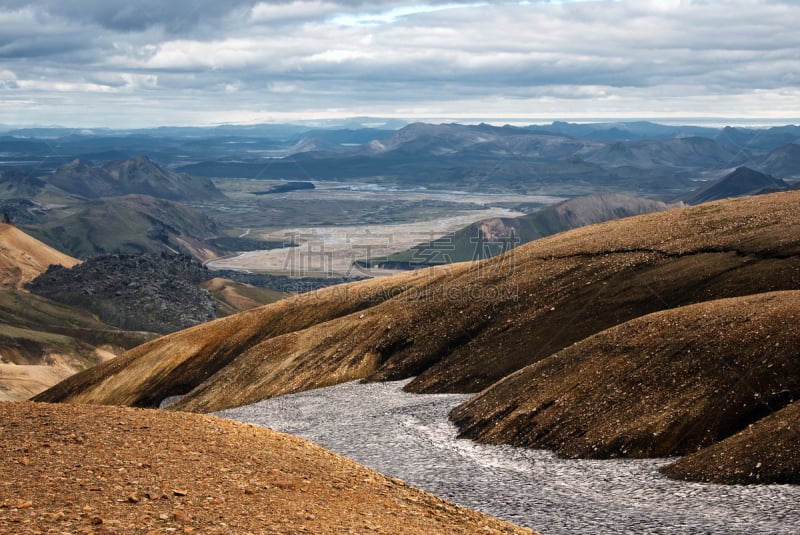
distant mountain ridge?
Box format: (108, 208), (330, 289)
(50, 155), (224, 201)
(5, 120), (800, 198)
(175, 121), (800, 195)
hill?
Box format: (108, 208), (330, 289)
(450, 291), (800, 477)
(0, 170), (47, 200)
(0, 401), (533, 534)
(0, 289), (155, 400)
(50, 156), (224, 201)
(27, 253), (217, 334)
(757, 142), (800, 180)
(372, 194), (679, 267)
(26, 255), (289, 334)
(0, 223), (79, 289)
(200, 277), (285, 315)
(34, 191), (800, 413)
(24, 195), (222, 261)
(681, 166), (787, 205)
(660, 399), (800, 484)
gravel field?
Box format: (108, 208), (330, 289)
(217, 379), (800, 535)
(206, 206), (524, 276)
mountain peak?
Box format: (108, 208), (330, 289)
(683, 166), (786, 205)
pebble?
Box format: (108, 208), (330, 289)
(218, 379), (800, 535)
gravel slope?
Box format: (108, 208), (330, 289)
(0, 401), (534, 534)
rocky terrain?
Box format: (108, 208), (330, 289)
(0, 225), (155, 399)
(0, 401), (532, 534)
(27, 253), (217, 334)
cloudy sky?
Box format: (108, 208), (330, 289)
(0, 0), (798, 127)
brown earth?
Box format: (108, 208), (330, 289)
(0, 226), (158, 400)
(450, 291), (800, 481)
(35, 191), (800, 414)
(0, 401), (534, 535)
(0, 288), (155, 401)
(0, 364), (74, 401)
(660, 400), (800, 484)
(0, 223), (79, 289)
(34, 268), (446, 408)
(199, 277), (285, 315)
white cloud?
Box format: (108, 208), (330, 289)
(0, 0), (799, 126)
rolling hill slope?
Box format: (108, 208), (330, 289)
(450, 291), (800, 462)
(35, 191), (800, 415)
(0, 223), (79, 289)
(24, 195), (222, 261)
(0, 401), (533, 534)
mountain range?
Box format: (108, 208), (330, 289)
(172, 121), (800, 195)
(5, 121), (799, 198)
(34, 190), (800, 483)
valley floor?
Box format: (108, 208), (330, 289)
(217, 379), (800, 535)
(206, 206), (524, 277)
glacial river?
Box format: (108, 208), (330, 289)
(216, 379), (800, 534)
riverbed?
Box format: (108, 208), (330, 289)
(216, 379), (800, 534)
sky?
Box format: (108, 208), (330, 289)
(0, 0), (798, 128)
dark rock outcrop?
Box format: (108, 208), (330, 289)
(27, 253), (216, 334)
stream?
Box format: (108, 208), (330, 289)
(216, 379), (800, 534)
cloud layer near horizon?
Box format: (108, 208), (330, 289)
(1, 0), (798, 127)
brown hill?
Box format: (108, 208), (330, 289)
(200, 277), (285, 315)
(35, 191), (800, 413)
(0, 365), (74, 402)
(660, 400), (800, 484)
(450, 291), (800, 469)
(0, 223), (79, 289)
(377, 193), (679, 267)
(0, 289), (155, 400)
(0, 401), (533, 535)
